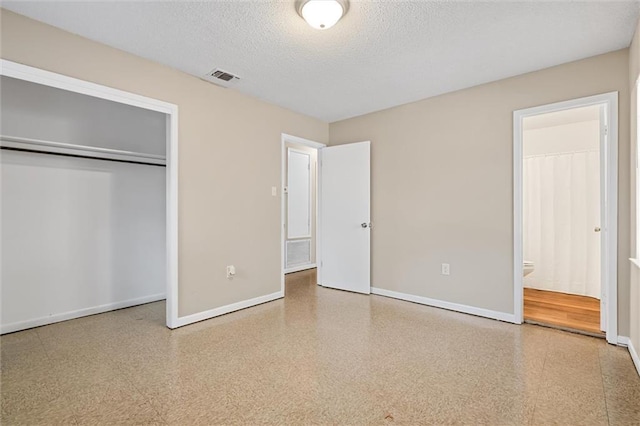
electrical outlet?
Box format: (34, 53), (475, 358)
(226, 265), (236, 279)
(271, 186), (277, 196)
(441, 263), (450, 276)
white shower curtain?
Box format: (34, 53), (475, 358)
(523, 150), (601, 299)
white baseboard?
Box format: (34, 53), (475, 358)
(1, 293), (166, 334)
(627, 338), (640, 377)
(284, 263), (317, 274)
(371, 287), (517, 324)
(171, 290), (284, 329)
(618, 336), (630, 347)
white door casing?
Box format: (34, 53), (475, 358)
(319, 141), (371, 294)
(599, 104), (607, 331)
(513, 92), (618, 344)
(280, 134), (325, 289)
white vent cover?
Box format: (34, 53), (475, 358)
(286, 239), (311, 268)
(203, 68), (240, 87)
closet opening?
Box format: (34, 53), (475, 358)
(0, 61), (179, 333)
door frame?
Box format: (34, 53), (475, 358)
(281, 134), (326, 293)
(0, 59), (181, 329)
(513, 92), (618, 344)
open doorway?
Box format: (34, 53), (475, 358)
(280, 134), (372, 297)
(284, 143), (318, 274)
(513, 93), (618, 343)
(280, 134), (325, 294)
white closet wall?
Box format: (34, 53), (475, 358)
(1, 76), (166, 333)
(1, 76), (165, 155)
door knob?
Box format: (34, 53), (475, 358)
(594, 227), (601, 232)
(361, 223), (368, 228)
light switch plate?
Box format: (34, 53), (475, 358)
(226, 265), (236, 279)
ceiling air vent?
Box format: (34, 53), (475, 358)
(203, 68), (240, 88)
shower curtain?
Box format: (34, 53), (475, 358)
(523, 150), (601, 299)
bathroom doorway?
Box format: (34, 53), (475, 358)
(513, 93), (618, 343)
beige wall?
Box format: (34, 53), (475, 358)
(330, 50), (631, 335)
(0, 10), (329, 318)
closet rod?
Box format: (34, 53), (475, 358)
(0, 135), (166, 166)
(1, 146), (166, 167)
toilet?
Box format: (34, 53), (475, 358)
(524, 260), (535, 277)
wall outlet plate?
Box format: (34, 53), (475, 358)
(441, 263), (450, 276)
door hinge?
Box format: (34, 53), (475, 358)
(603, 125), (608, 136)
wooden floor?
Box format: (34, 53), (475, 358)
(524, 288), (603, 335)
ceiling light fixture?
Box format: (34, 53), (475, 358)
(296, 0), (348, 30)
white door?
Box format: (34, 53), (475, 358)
(319, 141), (371, 294)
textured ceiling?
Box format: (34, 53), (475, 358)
(3, 1), (639, 123)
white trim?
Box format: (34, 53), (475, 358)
(0, 60), (181, 330)
(371, 287), (517, 324)
(281, 134), (326, 294)
(0, 60), (176, 114)
(166, 106), (179, 329)
(282, 133), (326, 149)
(629, 339), (640, 377)
(171, 291), (283, 328)
(284, 263), (317, 274)
(620, 336), (640, 377)
(0, 294), (166, 334)
(630, 261), (640, 376)
(513, 92), (619, 344)
(513, 108), (524, 325)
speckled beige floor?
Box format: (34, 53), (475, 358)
(1, 269), (639, 425)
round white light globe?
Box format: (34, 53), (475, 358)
(301, 0), (345, 30)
